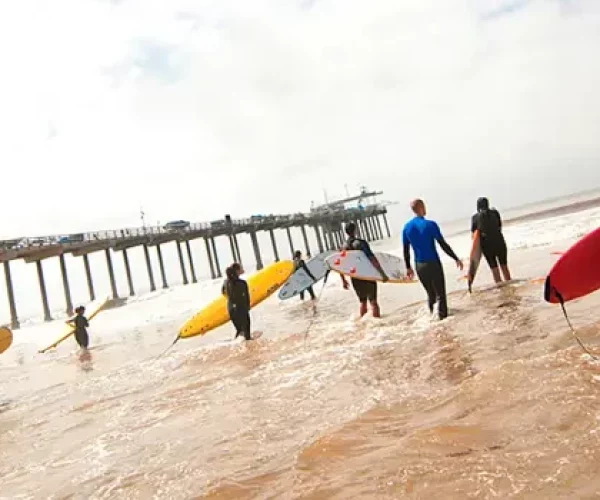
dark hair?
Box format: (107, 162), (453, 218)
(477, 197), (489, 211)
(75, 306), (85, 314)
(294, 250), (301, 259)
(345, 222), (356, 236)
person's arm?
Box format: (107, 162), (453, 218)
(361, 241), (388, 281)
(494, 209), (502, 230)
(471, 214), (478, 233)
(300, 260), (317, 282)
(83, 317), (89, 328)
(433, 223), (462, 264)
(402, 227), (412, 271)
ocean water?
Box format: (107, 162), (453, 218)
(1, 200), (600, 498)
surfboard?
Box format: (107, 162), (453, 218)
(544, 227), (600, 304)
(0, 327), (13, 354)
(179, 260), (294, 339)
(278, 251), (335, 300)
(325, 251), (413, 283)
(38, 295), (110, 353)
(466, 230), (482, 293)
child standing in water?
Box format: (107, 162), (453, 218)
(67, 306), (90, 350)
(222, 263), (252, 340)
(293, 250), (317, 300)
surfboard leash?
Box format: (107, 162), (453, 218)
(303, 271), (330, 341)
(554, 289), (598, 360)
(156, 335), (181, 360)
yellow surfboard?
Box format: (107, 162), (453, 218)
(179, 260), (294, 339)
(0, 326), (13, 354)
(38, 295), (110, 353)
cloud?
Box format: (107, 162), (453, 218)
(0, 0), (599, 238)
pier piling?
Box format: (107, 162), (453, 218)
(286, 227), (294, 257)
(156, 244), (168, 289)
(83, 254), (95, 301)
(36, 260), (52, 322)
(185, 241), (197, 283)
(204, 238), (216, 279)
(122, 249), (135, 296)
(59, 254), (74, 316)
(301, 225), (311, 256)
(269, 230), (280, 262)
(176, 241), (189, 285)
(143, 244), (156, 292)
(314, 226), (324, 254)
(250, 231), (263, 270)
(3, 261), (19, 329)
(105, 249), (119, 299)
(210, 238), (222, 278)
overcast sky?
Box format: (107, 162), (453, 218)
(0, 0), (599, 238)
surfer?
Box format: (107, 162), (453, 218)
(293, 250), (317, 300)
(66, 306), (90, 350)
(341, 222), (388, 318)
(403, 199), (463, 320)
(472, 197), (511, 283)
(222, 263), (252, 341)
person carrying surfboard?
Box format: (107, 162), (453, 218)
(222, 263), (252, 341)
(471, 197), (511, 284)
(66, 306), (90, 350)
(340, 222), (389, 318)
(293, 250), (317, 300)
(403, 199), (463, 320)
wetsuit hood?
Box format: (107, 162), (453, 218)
(477, 197), (489, 211)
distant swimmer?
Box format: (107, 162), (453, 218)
(66, 306), (89, 350)
(340, 222), (389, 318)
(222, 263), (252, 340)
(293, 250), (317, 300)
(403, 199), (463, 320)
(472, 197), (511, 283)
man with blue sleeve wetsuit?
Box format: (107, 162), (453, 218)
(340, 222), (389, 318)
(402, 199), (463, 320)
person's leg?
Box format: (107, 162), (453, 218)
(299, 290), (305, 300)
(308, 286), (316, 300)
(229, 308), (243, 338)
(352, 279), (369, 317)
(432, 261), (448, 320)
(367, 282), (380, 318)
(481, 242), (502, 283)
(75, 329), (89, 349)
(241, 311), (252, 340)
(416, 262), (436, 313)
(497, 237), (511, 281)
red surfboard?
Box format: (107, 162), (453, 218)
(544, 227), (600, 304)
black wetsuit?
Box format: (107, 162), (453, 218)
(344, 236), (378, 302)
(73, 315), (89, 349)
(294, 257), (316, 300)
(471, 209), (507, 269)
(222, 278), (251, 340)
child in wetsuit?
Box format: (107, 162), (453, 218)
(293, 250), (317, 300)
(67, 306), (90, 349)
(222, 263), (252, 340)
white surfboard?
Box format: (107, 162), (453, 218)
(465, 230), (482, 293)
(278, 251), (335, 300)
(326, 251), (414, 283)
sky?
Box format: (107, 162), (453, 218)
(0, 0), (599, 239)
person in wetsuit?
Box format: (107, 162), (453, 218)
(222, 263), (252, 340)
(340, 222), (389, 318)
(293, 250), (317, 300)
(67, 306), (90, 350)
(403, 199), (463, 320)
(471, 197), (511, 284)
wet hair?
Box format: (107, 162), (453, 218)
(410, 199), (425, 213)
(225, 266), (236, 280)
(231, 263), (241, 274)
(477, 197), (489, 211)
(75, 306), (85, 314)
(345, 222), (356, 236)
(294, 250), (302, 259)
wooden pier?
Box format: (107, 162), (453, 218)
(0, 191), (391, 329)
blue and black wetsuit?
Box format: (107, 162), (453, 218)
(402, 217), (460, 320)
(471, 208), (507, 270)
(222, 278), (251, 340)
(344, 236), (378, 303)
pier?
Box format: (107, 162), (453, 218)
(0, 190), (391, 329)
